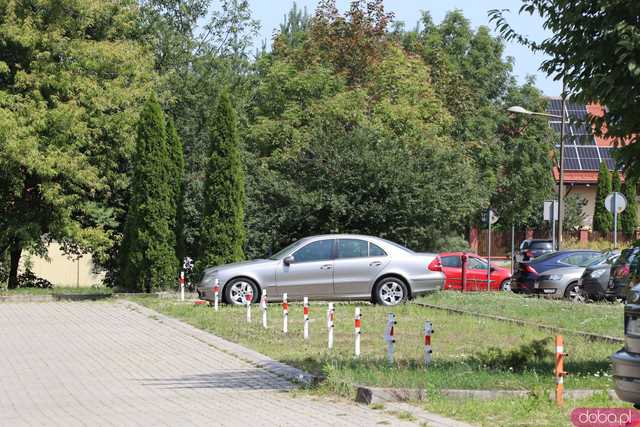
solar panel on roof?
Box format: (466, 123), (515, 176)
(564, 158), (581, 169)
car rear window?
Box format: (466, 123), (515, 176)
(530, 252), (559, 264)
(530, 241), (553, 250)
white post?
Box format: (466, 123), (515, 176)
(213, 278), (220, 311)
(384, 313), (396, 364)
(246, 291), (253, 323)
(424, 321), (433, 366)
(260, 290), (268, 329)
(327, 303), (335, 350)
(303, 297), (309, 340)
(354, 307), (361, 357)
(180, 271), (185, 302)
(282, 293), (288, 334)
(614, 195), (618, 249)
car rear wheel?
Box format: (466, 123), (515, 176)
(224, 278), (258, 306)
(564, 281), (585, 303)
(500, 279), (511, 292)
(374, 277), (408, 306)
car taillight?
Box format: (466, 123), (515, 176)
(428, 257), (442, 272)
(526, 250), (534, 258)
(523, 264), (537, 274)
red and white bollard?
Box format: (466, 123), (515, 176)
(179, 271), (185, 301)
(260, 289), (268, 329)
(424, 321), (433, 366)
(303, 297), (309, 340)
(282, 293), (289, 334)
(354, 307), (361, 357)
(555, 335), (567, 406)
(384, 313), (396, 364)
(212, 278), (220, 311)
(327, 303), (335, 350)
(246, 291), (253, 323)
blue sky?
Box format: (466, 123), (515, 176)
(247, 0), (562, 96)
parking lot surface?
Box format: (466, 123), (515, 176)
(0, 302), (419, 426)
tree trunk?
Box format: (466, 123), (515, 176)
(8, 240), (21, 289)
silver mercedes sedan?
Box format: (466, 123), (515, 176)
(197, 234), (444, 306)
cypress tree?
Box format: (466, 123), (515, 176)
(593, 161), (613, 234)
(166, 117), (185, 267)
(120, 96), (176, 292)
(612, 171), (622, 193)
(198, 91), (246, 270)
(622, 177), (638, 237)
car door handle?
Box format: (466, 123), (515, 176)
(369, 261), (382, 267)
(320, 264), (332, 270)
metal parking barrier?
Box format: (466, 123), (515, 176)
(327, 303), (335, 350)
(354, 307), (361, 357)
(303, 297), (309, 340)
(260, 290), (268, 328)
(213, 278), (220, 311)
(384, 313), (396, 364)
(424, 321), (433, 366)
(282, 293), (289, 334)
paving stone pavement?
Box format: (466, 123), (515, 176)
(0, 302), (430, 426)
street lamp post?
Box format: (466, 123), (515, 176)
(507, 87), (567, 251)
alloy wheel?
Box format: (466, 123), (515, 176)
(229, 281), (254, 305)
(379, 281), (404, 306)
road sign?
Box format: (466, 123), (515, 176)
(605, 192), (627, 249)
(482, 209), (499, 225)
(605, 192), (627, 214)
(543, 201), (559, 221)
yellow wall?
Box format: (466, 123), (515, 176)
(20, 243), (105, 287)
(569, 184), (640, 228)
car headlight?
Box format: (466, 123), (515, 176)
(200, 270), (218, 286)
(590, 269), (606, 279)
(630, 291), (640, 304)
(540, 274), (563, 281)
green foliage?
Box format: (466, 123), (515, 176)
(622, 178), (638, 236)
(165, 118), (185, 265)
(141, 0), (259, 261)
(490, 1), (640, 180)
(470, 338), (551, 372)
(612, 171), (622, 193)
(563, 193), (588, 231)
(198, 92), (246, 269)
(594, 161), (613, 234)
(120, 97), (177, 292)
(0, 0), (154, 287)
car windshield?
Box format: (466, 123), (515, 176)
(530, 251), (558, 264)
(530, 241), (552, 250)
(269, 239), (305, 260)
(586, 254), (607, 267)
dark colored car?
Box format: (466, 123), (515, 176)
(606, 246), (640, 301)
(612, 284), (640, 404)
(511, 250), (602, 298)
(515, 239), (554, 262)
(579, 251), (620, 301)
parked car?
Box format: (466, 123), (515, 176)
(515, 239), (554, 262)
(197, 234), (444, 306)
(605, 246), (640, 302)
(579, 251), (620, 301)
(612, 283), (640, 405)
(511, 249), (602, 300)
(439, 252), (511, 291)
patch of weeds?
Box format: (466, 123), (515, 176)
(369, 403), (385, 410)
(469, 338), (551, 372)
(386, 410), (417, 422)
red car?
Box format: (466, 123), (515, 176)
(437, 252), (512, 291)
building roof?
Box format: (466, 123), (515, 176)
(546, 99), (622, 184)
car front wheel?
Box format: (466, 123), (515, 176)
(564, 281), (585, 303)
(224, 278), (259, 306)
(374, 277), (408, 306)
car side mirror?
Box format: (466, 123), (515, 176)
(283, 255), (294, 266)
